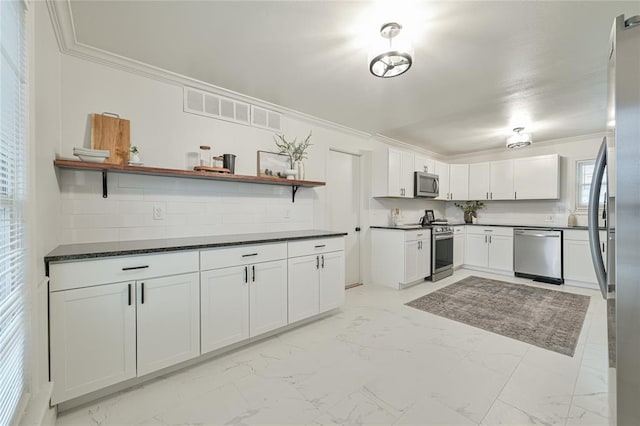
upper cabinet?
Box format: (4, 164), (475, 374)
(514, 154), (560, 200)
(449, 164), (469, 201)
(468, 162), (490, 200)
(414, 155), (435, 174)
(375, 148), (415, 198)
(490, 159), (515, 200)
(434, 161), (450, 200)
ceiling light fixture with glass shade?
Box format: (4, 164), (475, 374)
(369, 22), (413, 78)
(506, 127), (533, 148)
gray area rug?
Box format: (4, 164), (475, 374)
(406, 276), (591, 356)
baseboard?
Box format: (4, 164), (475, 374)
(564, 280), (599, 290)
(18, 383), (56, 426)
(461, 266), (515, 277)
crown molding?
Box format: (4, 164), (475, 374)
(373, 134), (446, 160)
(45, 0), (372, 141)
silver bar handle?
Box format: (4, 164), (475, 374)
(588, 137), (608, 299)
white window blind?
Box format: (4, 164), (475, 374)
(0, 0), (27, 424)
(576, 159), (606, 210)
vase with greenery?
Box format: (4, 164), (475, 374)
(274, 131), (312, 180)
(454, 200), (485, 224)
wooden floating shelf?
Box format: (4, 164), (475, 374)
(54, 159), (325, 202)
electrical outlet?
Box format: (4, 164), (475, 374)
(153, 204), (165, 220)
(544, 215), (553, 222)
(284, 209), (291, 219)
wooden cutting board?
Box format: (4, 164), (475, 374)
(91, 113), (130, 164)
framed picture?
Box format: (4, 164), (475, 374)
(257, 151), (290, 178)
(425, 209), (435, 223)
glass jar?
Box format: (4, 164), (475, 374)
(199, 145), (211, 167)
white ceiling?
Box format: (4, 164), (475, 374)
(68, 1), (639, 156)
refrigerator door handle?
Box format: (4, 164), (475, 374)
(588, 137), (608, 299)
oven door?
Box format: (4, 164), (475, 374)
(433, 234), (454, 273)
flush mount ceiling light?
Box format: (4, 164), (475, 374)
(506, 127), (532, 148)
(369, 22), (413, 78)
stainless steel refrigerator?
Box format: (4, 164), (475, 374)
(588, 13), (640, 426)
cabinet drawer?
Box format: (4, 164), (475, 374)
(466, 226), (513, 237)
(288, 237), (344, 258)
(200, 243), (287, 271)
(49, 251), (199, 292)
(404, 229), (430, 242)
(452, 226), (465, 235)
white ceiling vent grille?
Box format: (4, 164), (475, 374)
(183, 87), (250, 125)
(251, 105), (282, 132)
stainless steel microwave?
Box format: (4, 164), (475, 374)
(414, 172), (439, 198)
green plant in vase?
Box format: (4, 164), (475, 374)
(454, 200), (485, 224)
(273, 131), (312, 180)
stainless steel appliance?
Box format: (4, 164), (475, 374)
(430, 226), (453, 281)
(588, 14), (640, 425)
(414, 171), (439, 198)
(514, 229), (563, 285)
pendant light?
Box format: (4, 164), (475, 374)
(369, 22), (413, 78)
(506, 127), (532, 148)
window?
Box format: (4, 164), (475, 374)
(0, 0), (27, 424)
(576, 159), (606, 210)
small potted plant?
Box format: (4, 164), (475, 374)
(129, 145), (141, 164)
(454, 201), (485, 224)
(274, 131), (312, 180)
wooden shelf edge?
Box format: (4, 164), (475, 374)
(53, 159), (326, 188)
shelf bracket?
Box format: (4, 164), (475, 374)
(102, 170), (108, 198)
(291, 185), (300, 203)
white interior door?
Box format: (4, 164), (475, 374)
(328, 150), (361, 286)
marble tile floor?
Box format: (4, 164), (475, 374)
(56, 269), (609, 426)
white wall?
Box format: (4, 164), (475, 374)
(444, 135), (606, 226)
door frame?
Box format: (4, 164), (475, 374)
(327, 148), (363, 287)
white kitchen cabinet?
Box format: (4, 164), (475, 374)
(201, 256), (288, 354)
(434, 161), (450, 200)
(449, 164), (469, 201)
(415, 155), (435, 174)
(50, 281), (136, 404)
(564, 230), (607, 285)
(468, 163), (491, 200)
(453, 226), (465, 269)
(514, 154), (560, 200)
(288, 245), (346, 323)
(378, 148), (414, 197)
(490, 159), (515, 200)
(136, 273), (200, 376)
(371, 228), (431, 289)
(464, 226), (514, 273)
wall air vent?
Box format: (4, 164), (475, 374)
(183, 87), (250, 125)
(251, 105), (282, 132)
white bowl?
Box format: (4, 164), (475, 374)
(76, 155), (106, 163)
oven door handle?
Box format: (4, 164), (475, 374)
(434, 234), (453, 241)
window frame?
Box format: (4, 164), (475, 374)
(575, 158), (606, 212)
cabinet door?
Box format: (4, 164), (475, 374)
(136, 273), (200, 376)
(201, 266), (249, 354)
(468, 163), (491, 201)
(50, 281), (136, 404)
(416, 238), (431, 279)
(387, 148), (403, 197)
(464, 233), (488, 267)
(404, 241), (420, 283)
(288, 255), (320, 323)
(564, 239), (597, 283)
(319, 251), (346, 312)
(415, 155), (435, 174)
(434, 161), (450, 200)
(250, 260), (288, 337)
(514, 154), (560, 199)
(449, 164), (469, 201)
(490, 160), (515, 200)
(453, 234), (465, 268)
(401, 151), (415, 197)
(488, 235), (514, 272)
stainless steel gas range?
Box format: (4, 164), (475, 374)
(430, 225), (454, 281)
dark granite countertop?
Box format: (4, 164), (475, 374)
(370, 224), (433, 230)
(374, 223), (606, 231)
(45, 230), (347, 266)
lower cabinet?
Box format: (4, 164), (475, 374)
(49, 272), (200, 404)
(200, 259), (288, 354)
(564, 230), (607, 284)
(404, 239), (430, 284)
(464, 227), (514, 273)
(453, 226), (465, 269)
(371, 228), (431, 289)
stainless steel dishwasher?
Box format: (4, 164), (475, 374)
(514, 228), (563, 284)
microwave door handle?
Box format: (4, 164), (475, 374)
(588, 137), (608, 299)
(433, 179), (439, 194)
